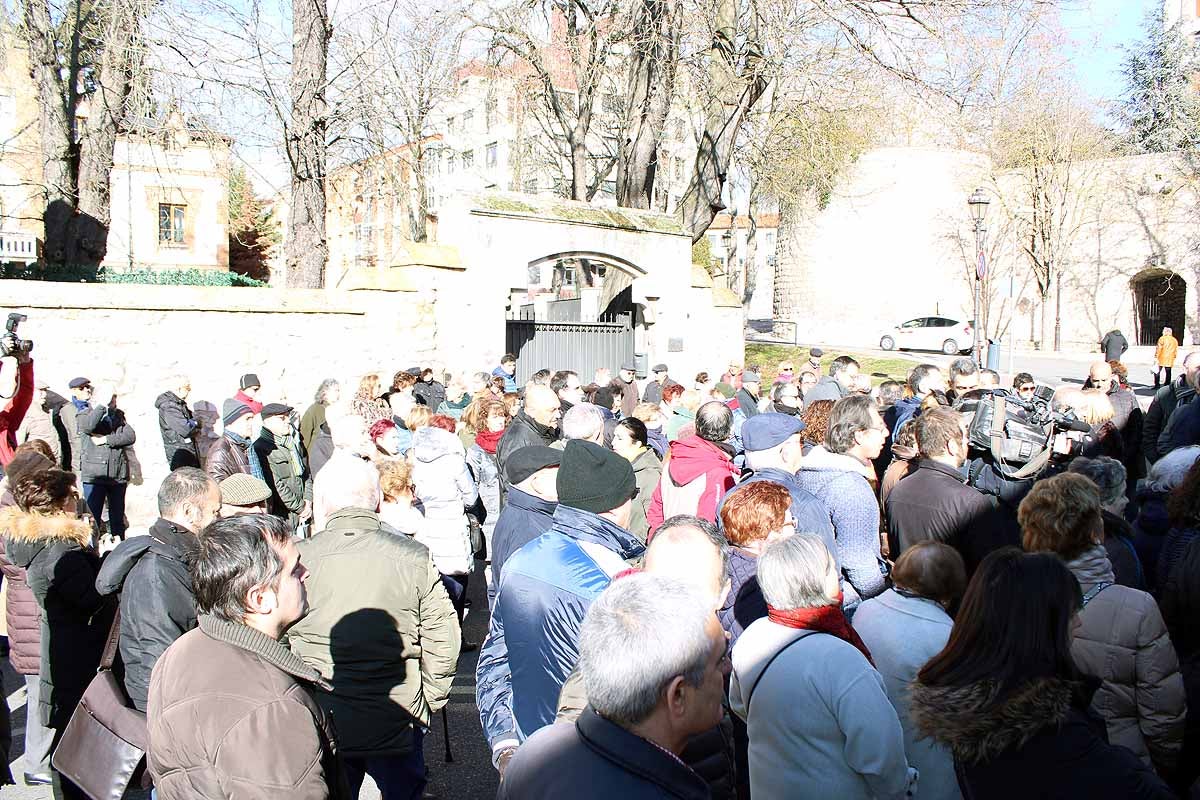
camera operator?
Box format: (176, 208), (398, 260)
(0, 330), (34, 469)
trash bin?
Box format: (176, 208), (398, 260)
(986, 340), (1001, 371)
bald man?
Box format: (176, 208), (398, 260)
(554, 515), (736, 797)
(497, 385), (562, 496)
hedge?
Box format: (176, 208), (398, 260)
(0, 262), (266, 287)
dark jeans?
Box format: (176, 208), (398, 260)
(441, 573), (469, 620)
(83, 482), (127, 540)
(343, 728), (426, 800)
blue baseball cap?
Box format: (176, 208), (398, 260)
(742, 413), (806, 452)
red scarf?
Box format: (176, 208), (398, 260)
(767, 593), (874, 665)
(475, 428), (505, 455)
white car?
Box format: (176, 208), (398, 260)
(879, 317), (975, 355)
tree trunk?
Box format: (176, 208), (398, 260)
(24, 0), (78, 265)
(1039, 284), (1052, 351)
(677, 0), (767, 242)
(615, 0), (680, 209)
(76, 0), (141, 268)
(286, 0), (330, 288)
(570, 128), (589, 201)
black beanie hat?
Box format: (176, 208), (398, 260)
(556, 440), (636, 515)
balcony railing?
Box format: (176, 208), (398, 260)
(0, 231), (37, 264)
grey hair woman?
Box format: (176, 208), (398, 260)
(1069, 456), (1143, 588)
(729, 533), (914, 799)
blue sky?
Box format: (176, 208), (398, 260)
(1060, 0), (1155, 105)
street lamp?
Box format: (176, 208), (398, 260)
(722, 227), (735, 291)
(967, 188), (989, 367)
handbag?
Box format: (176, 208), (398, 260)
(51, 607), (149, 800)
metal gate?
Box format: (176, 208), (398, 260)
(1132, 272), (1187, 346)
(505, 308), (635, 384)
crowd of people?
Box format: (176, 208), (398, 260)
(0, 337), (1198, 799)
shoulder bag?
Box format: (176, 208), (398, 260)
(52, 607), (149, 800)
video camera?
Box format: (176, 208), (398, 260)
(958, 386), (1087, 480)
(0, 313), (33, 358)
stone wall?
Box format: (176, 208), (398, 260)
(5, 281), (437, 529)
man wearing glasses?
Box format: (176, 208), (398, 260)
(1013, 373), (1037, 401)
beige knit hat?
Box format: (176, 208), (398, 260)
(218, 474), (272, 506)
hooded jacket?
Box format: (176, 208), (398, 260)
(646, 435), (739, 533)
(288, 507), (460, 756)
(155, 391), (200, 470)
(2, 506), (112, 727)
(78, 403), (136, 484)
(148, 616), (350, 800)
(1066, 546), (1185, 771)
(477, 504), (645, 752)
(410, 426), (478, 576)
(795, 446), (886, 607)
(911, 678), (1174, 800)
(95, 519), (200, 711)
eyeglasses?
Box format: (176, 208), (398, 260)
(1018, 385), (1036, 393)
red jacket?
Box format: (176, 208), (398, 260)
(233, 389), (263, 415)
(0, 360), (33, 466)
(646, 435), (739, 535)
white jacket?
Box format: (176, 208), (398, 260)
(411, 427), (479, 575)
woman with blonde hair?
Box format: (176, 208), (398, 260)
(351, 373), (387, 426)
(377, 459), (423, 536)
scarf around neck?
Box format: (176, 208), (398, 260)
(767, 592), (874, 665)
(773, 402), (801, 416)
(475, 428), (504, 454)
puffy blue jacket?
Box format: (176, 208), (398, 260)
(492, 366), (518, 394)
(476, 504), (645, 754)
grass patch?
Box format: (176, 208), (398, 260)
(746, 343), (917, 387)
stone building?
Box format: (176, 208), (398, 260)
(0, 29), (46, 264)
(0, 27), (231, 272)
(771, 146), (1199, 350)
(102, 113), (232, 272)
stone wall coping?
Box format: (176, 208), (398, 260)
(3, 280), (367, 314)
(465, 191), (690, 237)
(711, 287), (743, 308)
(691, 264), (714, 288)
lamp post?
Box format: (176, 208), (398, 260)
(967, 188), (990, 367)
(722, 227), (735, 291)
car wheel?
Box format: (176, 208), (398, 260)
(942, 339), (959, 355)
(880, 336), (895, 351)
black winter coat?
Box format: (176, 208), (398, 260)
(96, 519), (199, 712)
(886, 460), (1014, 573)
(413, 379), (446, 413)
(496, 411), (559, 490)
(2, 508), (112, 727)
(912, 678), (1173, 800)
(79, 404), (136, 484)
(155, 391), (200, 470)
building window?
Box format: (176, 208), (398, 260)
(158, 203), (186, 245)
(485, 98), (498, 131)
(673, 157), (684, 181)
(486, 142), (498, 169)
(447, 116), (456, 134)
(447, 154), (456, 174)
(463, 109), (474, 130)
(461, 149), (474, 169)
(600, 179), (616, 198)
(524, 178), (538, 194)
(602, 93), (624, 115)
(765, 231), (775, 250)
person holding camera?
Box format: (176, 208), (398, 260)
(0, 330), (34, 469)
(78, 383), (136, 542)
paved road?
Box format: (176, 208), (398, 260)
(2, 558), (499, 800)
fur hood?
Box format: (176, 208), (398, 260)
(910, 677), (1080, 765)
(0, 506), (93, 548)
